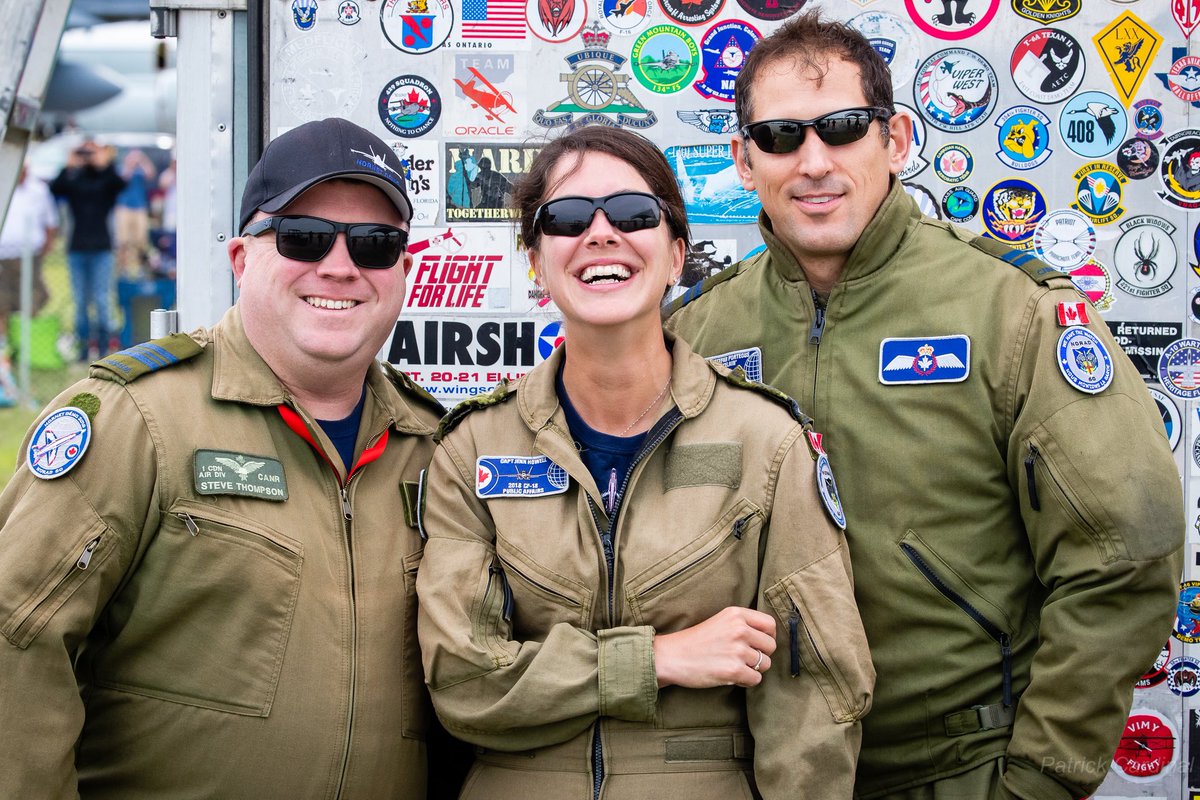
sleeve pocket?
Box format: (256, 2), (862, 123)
(763, 546), (873, 723)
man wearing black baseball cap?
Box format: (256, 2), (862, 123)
(0, 118), (452, 799)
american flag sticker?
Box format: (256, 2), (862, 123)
(462, 0), (528, 39)
(1055, 301), (1090, 327)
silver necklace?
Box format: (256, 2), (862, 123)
(620, 377), (671, 436)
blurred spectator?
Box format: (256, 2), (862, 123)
(50, 139), (126, 361)
(158, 157), (176, 232)
(0, 163), (58, 404)
(115, 149), (157, 275)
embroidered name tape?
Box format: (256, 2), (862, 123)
(194, 450), (288, 501)
(476, 455), (569, 498)
(1057, 326), (1114, 394)
(708, 346), (763, 383)
(28, 406), (91, 480)
(879, 335), (970, 384)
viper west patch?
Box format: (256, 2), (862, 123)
(194, 450), (288, 501)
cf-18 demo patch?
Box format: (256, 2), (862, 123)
(879, 335), (970, 384)
(476, 455), (570, 498)
(27, 406), (91, 480)
(1056, 326), (1114, 394)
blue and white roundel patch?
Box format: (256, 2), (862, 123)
(815, 453), (846, 530)
(1056, 326), (1113, 394)
(476, 455), (569, 498)
(27, 406), (91, 480)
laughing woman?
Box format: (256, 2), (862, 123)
(415, 126), (873, 799)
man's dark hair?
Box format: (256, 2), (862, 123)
(734, 9), (895, 139)
(513, 126), (689, 251)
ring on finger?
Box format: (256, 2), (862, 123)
(752, 649), (764, 672)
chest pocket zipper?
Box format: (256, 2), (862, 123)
(900, 542), (1012, 708)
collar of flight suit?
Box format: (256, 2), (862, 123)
(756, 177), (921, 287)
(514, 330), (719, 437)
(207, 305), (436, 437)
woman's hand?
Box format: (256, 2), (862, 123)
(653, 606), (777, 689)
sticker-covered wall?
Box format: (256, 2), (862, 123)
(270, 1), (1196, 794)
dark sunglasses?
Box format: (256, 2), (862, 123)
(533, 191), (670, 238)
(741, 107), (892, 153)
(242, 215), (409, 269)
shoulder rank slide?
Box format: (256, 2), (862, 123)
(90, 334), (204, 385)
(435, 380), (514, 442)
(475, 455), (569, 498)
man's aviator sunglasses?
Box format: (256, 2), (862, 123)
(534, 191), (672, 238)
(242, 215), (409, 269)
(741, 107), (892, 153)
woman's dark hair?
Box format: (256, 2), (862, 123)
(513, 126), (690, 251)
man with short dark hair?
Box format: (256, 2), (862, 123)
(0, 117), (446, 799)
(666, 11), (1183, 799)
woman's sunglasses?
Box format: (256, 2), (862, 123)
(741, 107), (892, 153)
(533, 191), (670, 238)
(242, 215), (409, 269)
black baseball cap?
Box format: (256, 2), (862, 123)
(238, 117), (412, 233)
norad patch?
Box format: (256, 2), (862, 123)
(194, 450), (288, 501)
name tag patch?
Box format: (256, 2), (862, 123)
(879, 335), (970, 384)
(708, 347), (763, 382)
(476, 455), (569, 498)
(194, 450), (288, 501)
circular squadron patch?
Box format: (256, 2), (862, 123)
(1159, 338), (1200, 399)
(815, 453), (846, 530)
(1057, 326), (1113, 394)
(941, 186), (978, 223)
(28, 406), (92, 480)
(1059, 91), (1126, 160)
(1033, 209), (1095, 270)
(914, 48), (997, 132)
(1117, 137), (1160, 180)
(378, 75), (441, 137)
(934, 143), (973, 183)
(631, 25), (699, 94)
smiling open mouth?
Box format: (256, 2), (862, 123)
(580, 265), (632, 285)
(305, 297), (358, 309)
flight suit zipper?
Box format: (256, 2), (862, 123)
(6, 535), (105, 647)
(585, 407), (685, 800)
(636, 512), (757, 598)
(488, 560), (515, 621)
(1024, 445), (1040, 511)
(809, 290), (827, 345)
(900, 542), (1013, 707)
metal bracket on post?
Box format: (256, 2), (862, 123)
(150, 310), (180, 339)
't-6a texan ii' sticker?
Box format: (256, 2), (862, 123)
(475, 455), (570, 498)
(27, 406), (91, 480)
(1133, 98), (1164, 141)
(1010, 27), (1085, 105)
(1158, 338), (1200, 400)
(1092, 11), (1163, 106)
(1113, 216), (1177, 299)
(631, 25), (699, 95)
(1158, 130), (1200, 210)
(982, 178), (1045, 246)
(849, 10), (920, 91)
(1148, 388), (1181, 450)
(378, 75), (442, 138)
(1010, 0), (1079, 24)
(879, 335), (970, 385)
(1071, 161), (1126, 226)
(994, 106), (1051, 171)
(666, 144), (761, 224)
(934, 142), (973, 183)
(1056, 326), (1113, 394)
(815, 453), (846, 530)
(1059, 91), (1126, 160)
(914, 48), (997, 132)
(533, 22), (658, 131)
(903, 0), (999, 40)
(1111, 709), (1177, 782)
(380, 0), (454, 54)
(693, 20), (761, 102)
(1033, 209), (1095, 270)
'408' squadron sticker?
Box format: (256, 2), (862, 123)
(1158, 130), (1200, 210)
(1059, 91), (1126, 160)
(914, 48), (997, 132)
(1113, 216), (1177, 299)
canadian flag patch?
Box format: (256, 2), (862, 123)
(1056, 301), (1090, 327)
